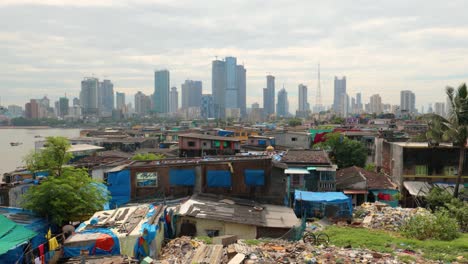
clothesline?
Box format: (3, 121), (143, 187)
(15, 232), (66, 264)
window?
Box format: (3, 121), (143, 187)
(0, 195), (5, 205)
(206, 229), (220, 237)
(250, 140), (254, 144)
(415, 165), (428, 176)
(136, 172), (158, 187)
(291, 174), (303, 186)
(444, 166), (458, 176)
(203, 142), (207, 147)
(291, 137), (298, 141)
(188, 141), (196, 147)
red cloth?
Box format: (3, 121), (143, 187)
(38, 244), (45, 264)
(95, 234), (114, 252)
(313, 132), (328, 144)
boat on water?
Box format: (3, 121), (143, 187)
(34, 135), (41, 138)
(10, 142), (22, 146)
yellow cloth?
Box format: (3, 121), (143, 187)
(49, 237), (59, 251)
(45, 228), (52, 240)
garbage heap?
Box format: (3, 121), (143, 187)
(158, 237), (440, 264)
(355, 202), (430, 232)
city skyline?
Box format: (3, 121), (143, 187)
(1, 1), (468, 110)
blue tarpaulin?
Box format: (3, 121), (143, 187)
(244, 170), (265, 186)
(207, 170), (231, 187)
(294, 190), (352, 218)
(107, 170), (131, 208)
(169, 169), (195, 186)
(217, 130), (234, 137)
(63, 228), (120, 257)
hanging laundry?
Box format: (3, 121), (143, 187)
(49, 237), (59, 251)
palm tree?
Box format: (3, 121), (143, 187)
(424, 83), (468, 198)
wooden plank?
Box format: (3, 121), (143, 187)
(228, 253), (246, 264)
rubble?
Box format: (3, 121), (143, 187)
(158, 236), (442, 264)
(354, 202), (430, 232)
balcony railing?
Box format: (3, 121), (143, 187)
(403, 174), (468, 179)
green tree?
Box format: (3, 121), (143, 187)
(288, 118), (302, 127)
(22, 168), (109, 225)
(24, 136), (73, 177)
(423, 83), (468, 198)
(364, 163), (376, 172)
(132, 153), (166, 161)
(315, 132), (367, 168)
(21, 137), (109, 225)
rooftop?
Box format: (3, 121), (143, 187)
(67, 144), (104, 153)
(177, 194), (300, 228)
(179, 133), (241, 142)
(391, 142), (453, 148)
(337, 166), (396, 190)
(280, 150), (331, 165)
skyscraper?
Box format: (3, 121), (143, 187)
(298, 84), (310, 111)
(80, 77), (99, 116)
(369, 94), (383, 114)
(169, 87), (179, 113)
(116, 92), (125, 110)
(356, 92), (362, 111)
(212, 59), (226, 118)
(225, 57), (238, 111)
(400, 90), (416, 113)
(181, 80), (202, 109)
(237, 65), (246, 117)
(277, 87), (289, 117)
(263, 75), (275, 116)
(333, 76), (346, 115)
(211, 57), (246, 119)
(434, 102), (446, 117)
(59, 97), (69, 117)
(73, 97), (80, 106)
(135, 91), (151, 115)
(154, 70), (170, 114)
(201, 94), (214, 119)
(99, 79), (114, 115)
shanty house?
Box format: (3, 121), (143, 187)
(178, 133), (241, 157)
(176, 194), (300, 239)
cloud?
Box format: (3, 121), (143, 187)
(0, 1), (468, 112)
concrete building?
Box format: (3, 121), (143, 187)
(276, 87), (289, 117)
(99, 79), (114, 116)
(135, 91), (151, 115)
(211, 57), (246, 119)
(263, 75), (275, 117)
(116, 92), (125, 110)
(369, 94), (383, 114)
(80, 77), (99, 116)
(169, 87), (179, 113)
(181, 80), (202, 109)
(154, 69), (170, 114)
(212, 59), (226, 119)
(333, 76), (346, 115)
(296, 84), (310, 118)
(201, 94), (214, 119)
(7, 105), (23, 117)
(400, 90), (416, 114)
(73, 97), (80, 106)
(356, 92), (362, 112)
(25, 99), (40, 119)
(341, 93), (349, 117)
(237, 65), (247, 118)
(58, 97), (69, 117)
(434, 102), (446, 117)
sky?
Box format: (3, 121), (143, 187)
(1, 0), (468, 112)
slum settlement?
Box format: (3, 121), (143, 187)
(1, 122), (467, 263)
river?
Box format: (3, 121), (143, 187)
(0, 128), (81, 175)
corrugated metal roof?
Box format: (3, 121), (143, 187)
(403, 181), (432, 196)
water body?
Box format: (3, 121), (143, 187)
(0, 128), (81, 175)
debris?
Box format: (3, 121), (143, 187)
(213, 235), (238, 247)
(227, 253), (245, 264)
(356, 202), (430, 231)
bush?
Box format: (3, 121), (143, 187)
(425, 187), (468, 232)
(401, 210), (460, 241)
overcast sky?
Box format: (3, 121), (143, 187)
(1, 0), (468, 111)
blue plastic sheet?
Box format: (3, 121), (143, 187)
(169, 169), (195, 186)
(63, 228), (120, 257)
(107, 170), (131, 208)
(244, 170), (265, 186)
(207, 170), (231, 187)
(294, 190), (353, 218)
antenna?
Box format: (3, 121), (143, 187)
(315, 63), (322, 111)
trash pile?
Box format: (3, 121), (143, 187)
(158, 237), (441, 264)
(355, 202), (430, 232)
